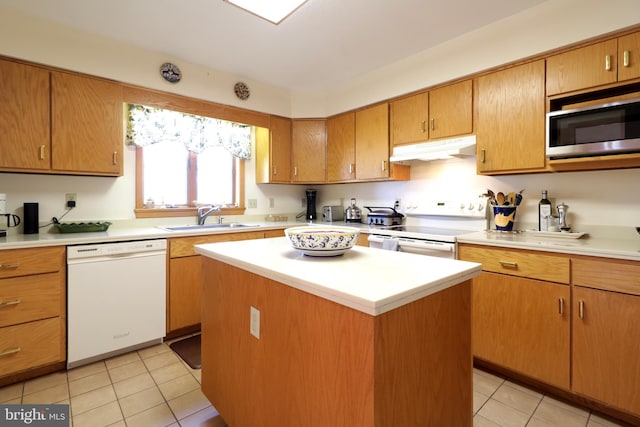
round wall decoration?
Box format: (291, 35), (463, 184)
(160, 62), (182, 83)
(234, 82), (250, 100)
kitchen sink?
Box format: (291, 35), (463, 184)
(158, 223), (259, 231)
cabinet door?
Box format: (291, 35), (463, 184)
(390, 92), (428, 146)
(0, 60), (50, 171)
(429, 80), (473, 140)
(169, 256), (202, 332)
(51, 72), (123, 175)
(291, 119), (326, 183)
(355, 103), (390, 180)
(618, 31), (640, 82)
(270, 116), (292, 183)
(546, 39), (618, 95)
(472, 272), (570, 389)
(476, 60), (546, 173)
(573, 287), (640, 415)
(327, 112), (355, 182)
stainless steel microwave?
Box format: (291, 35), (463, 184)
(546, 97), (640, 159)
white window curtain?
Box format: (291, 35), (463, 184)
(126, 104), (251, 159)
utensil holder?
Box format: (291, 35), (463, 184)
(493, 206), (517, 231)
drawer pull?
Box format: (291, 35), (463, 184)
(0, 263), (20, 270)
(578, 300), (585, 319)
(605, 54), (612, 71)
(0, 347), (21, 358)
(499, 260), (518, 269)
(558, 297), (564, 316)
(0, 299), (21, 308)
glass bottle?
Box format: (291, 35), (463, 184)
(538, 190), (552, 231)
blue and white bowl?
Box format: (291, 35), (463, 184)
(284, 226), (360, 256)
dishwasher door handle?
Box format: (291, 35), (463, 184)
(397, 238), (454, 252)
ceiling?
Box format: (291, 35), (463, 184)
(0, 0), (548, 92)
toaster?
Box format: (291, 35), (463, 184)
(322, 205), (344, 222)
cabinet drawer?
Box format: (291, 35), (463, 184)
(0, 318), (64, 377)
(170, 231), (265, 257)
(0, 247), (65, 279)
(458, 244), (569, 284)
(0, 273), (63, 327)
(572, 256), (640, 296)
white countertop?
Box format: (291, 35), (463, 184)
(195, 237), (482, 316)
(457, 230), (640, 262)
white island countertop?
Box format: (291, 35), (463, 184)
(195, 237), (481, 316)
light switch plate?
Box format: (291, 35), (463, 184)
(250, 306), (260, 339)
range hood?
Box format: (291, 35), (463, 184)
(390, 135), (476, 162)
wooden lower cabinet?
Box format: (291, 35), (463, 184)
(0, 246), (66, 384)
(167, 230), (277, 333)
(472, 272), (570, 389)
(572, 286), (640, 416)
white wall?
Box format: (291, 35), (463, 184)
(0, 0), (639, 232)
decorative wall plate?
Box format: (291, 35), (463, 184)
(160, 62), (182, 83)
(234, 82), (250, 100)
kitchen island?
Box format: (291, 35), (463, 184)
(195, 237), (481, 427)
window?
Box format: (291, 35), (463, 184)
(127, 104), (250, 218)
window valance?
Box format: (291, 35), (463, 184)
(126, 104), (251, 159)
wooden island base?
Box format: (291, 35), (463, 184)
(201, 257), (472, 427)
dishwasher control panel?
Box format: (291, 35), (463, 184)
(67, 239), (167, 260)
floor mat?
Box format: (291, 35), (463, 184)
(169, 334), (201, 369)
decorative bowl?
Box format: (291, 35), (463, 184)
(284, 226), (360, 256)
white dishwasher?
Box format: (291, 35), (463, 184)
(67, 239), (167, 368)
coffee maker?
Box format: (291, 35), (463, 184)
(305, 189), (317, 221)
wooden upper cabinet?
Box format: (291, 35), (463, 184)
(391, 91), (428, 146)
(429, 79), (473, 140)
(291, 119), (326, 183)
(476, 60), (546, 174)
(355, 103), (391, 180)
(0, 60), (50, 171)
(51, 72), (123, 176)
(256, 116), (291, 183)
(391, 80), (473, 146)
(327, 112), (356, 182)
(546, 39), (618, 96)
(618, 31), (640, 82)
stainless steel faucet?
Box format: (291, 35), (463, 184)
(197, 205), (222, 225)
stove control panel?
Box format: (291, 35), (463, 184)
(403, 197), (488, 217)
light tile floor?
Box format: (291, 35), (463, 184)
(0, 338), (632, 427)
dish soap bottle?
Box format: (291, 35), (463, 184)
(538, 190), (552, 231)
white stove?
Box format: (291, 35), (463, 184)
(367, 197), (488, 258)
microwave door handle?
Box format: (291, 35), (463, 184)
(397, 239), (454, 252)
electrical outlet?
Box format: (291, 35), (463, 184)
(250, 306), (260, 339)
(269, 198), (275, 208)
(248, 198), (257, 208)
(394, 199), (401, 210)
(65, 193), (77, 208)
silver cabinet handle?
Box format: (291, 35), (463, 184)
(0, 347), (21, 358)
(420, 120), (426, 133)
(605, 54), (612, 71)
(0, 263), (20, 270)
(293, 166), (298, 176)
(381, 160), (387, 172)
(623, 50), (630, 67)
(578, 300), (585, 319)
(0, 299), (21, 308)
(499, 260), (518, 268)
(480, 148), (486, 164)
(558, 298), (564, 316)
(349, 163), (354, 174)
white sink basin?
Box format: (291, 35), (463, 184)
(158, 223), (259, 231)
